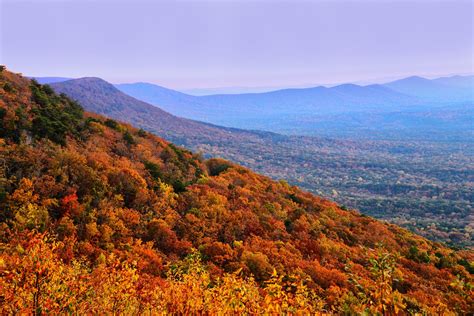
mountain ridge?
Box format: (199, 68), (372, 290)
(111, 75), (473, 137)
(34, 74), (473, 96)
(2, 67), (473, 315)
(50, 77), (291, 150)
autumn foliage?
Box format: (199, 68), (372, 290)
(0, 69), (473, 314)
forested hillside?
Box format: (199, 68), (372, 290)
(52, 77), (474, 247)
(1, 68), (473, 314)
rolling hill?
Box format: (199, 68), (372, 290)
(1, 67), (473, 314)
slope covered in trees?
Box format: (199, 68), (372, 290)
(52, 77), (474, 247)
(1, 68), (473, 314)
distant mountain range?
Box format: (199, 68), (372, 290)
(116, 80), (419, 122)
(40, 74), (473, 139)
(115, 75), (473, 135)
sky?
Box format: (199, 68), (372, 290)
(1, 0), (473, 89)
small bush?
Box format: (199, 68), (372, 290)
(104, 119), (120, 130)
(206, 158), (232, 176)
(3, 82), (13, 92)
(123, 131), (136, 145)
(138, 128), (147, 137)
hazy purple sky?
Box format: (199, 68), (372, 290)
(1, 0), (473, 89)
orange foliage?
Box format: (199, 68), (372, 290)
(0, 69), (473, 314)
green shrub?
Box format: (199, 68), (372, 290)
(123, 131), (136, 145)
(104, 119), (120, 130)
(206, 158), (232, 176)
(3, 82), (13, 92)
(138, 128), (147, 137)
(144, 160), (187, 193)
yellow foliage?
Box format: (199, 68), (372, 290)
(0, 235), (328, 315)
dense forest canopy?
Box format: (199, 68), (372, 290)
(0, 67), (473, 314)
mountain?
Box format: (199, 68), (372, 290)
(115, 76), (473, 139)
(115, 80), (426, 137)
(116, 81), (420, 122)
(383, 75), (473, 102)
(115, 82), (220, 121)
(52, 77), (474, 141)
(32, 75), (472, 140)
(51, 78), (276, 148)
(1, 68), (473, 314)
(200, 83), (419, 114)
(50, 76), (474, 248)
